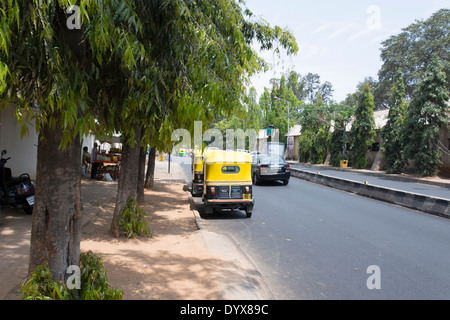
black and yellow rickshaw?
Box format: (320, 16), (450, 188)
(202, 149), (254, 218)
(178, 148), (186, 157)
(191, 149), (204, 197)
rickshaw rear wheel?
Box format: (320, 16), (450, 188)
(203, 204), (213, 215)
(245, 205), (253, 218)
(252, 173), (260, 185)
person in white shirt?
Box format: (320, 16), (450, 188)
(90, 142), (100, 179)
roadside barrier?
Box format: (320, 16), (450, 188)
(290, 168), (450, 219)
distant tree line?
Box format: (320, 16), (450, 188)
(228, 9), (449, 176)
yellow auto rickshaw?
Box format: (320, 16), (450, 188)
(191, 149), (204, 197)
(202, 149), (254, 218)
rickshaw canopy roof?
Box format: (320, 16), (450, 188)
(203, 150), (252, 164)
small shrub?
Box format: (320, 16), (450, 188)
(79, 251), (123, 300)
(20, 262), (70, 300)
(118, 196), (152, 238)
(20, 251), (123, 300)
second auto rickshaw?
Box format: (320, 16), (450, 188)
(202, 150), (254, 218)
(191, 149), (204, 197)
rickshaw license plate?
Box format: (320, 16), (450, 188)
(243, 194), (251, 199)
(26, 196), (35, 206)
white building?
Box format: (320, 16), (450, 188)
(0, 103), (100, 179)
(0, 103), (38, 179)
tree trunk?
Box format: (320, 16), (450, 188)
(144, 146), (157, 189)
(136, 126), (146, 204)
(29, 124), (82, 282)
(110, 128), (141, 237)
(136, 143), (146, 204)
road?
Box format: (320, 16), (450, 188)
(291, 163), (450, 200)
(176, 156), (450, 300)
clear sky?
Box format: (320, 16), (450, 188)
(245, 0), (449, 103)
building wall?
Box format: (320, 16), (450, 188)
(0, 104), (38, 179)
(438, 126), (450, 177)
(439, 127), (450, 166)
(0, 104), (98, 180)
(288, 136), (300, 161)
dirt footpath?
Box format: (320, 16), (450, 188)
(0, 160), (267, 300)
(81, 181), (263, 300)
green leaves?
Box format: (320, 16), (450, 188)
(118, 196), (152, 238)
(1, 0), (298, 153)
(381, 70), (408, 174)
(20, 262), (71, 300)
(402, 56), (449, 176)
(0, 61), (8, 94)
(20, 252), (123, 300)
(379, 9), (450, 102)
(79, 251), (123, 300)
(349, 84), (376, 169)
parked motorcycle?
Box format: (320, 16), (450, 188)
(0, 149), (35, 215)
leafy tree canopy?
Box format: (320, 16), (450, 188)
(402, 56), (449, 176)
(378, 9), (450, 105)
(381, 69), (408, 173)
(0, 0), (298, 150)
(349, 84), (376, 169)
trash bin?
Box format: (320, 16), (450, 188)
(340, 160), (348, 168)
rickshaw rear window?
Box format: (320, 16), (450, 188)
(221, 166), (240, 174)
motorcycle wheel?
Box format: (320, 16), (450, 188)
(24, 204), (33, 215)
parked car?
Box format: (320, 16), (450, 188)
(250, 151), (261, 160)
(251, 154), (290, 185)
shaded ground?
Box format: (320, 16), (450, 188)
(80, 180), (231, 300)
(0, 208), (31, 299)
(0, 160), (265, 300)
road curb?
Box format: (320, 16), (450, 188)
(185, 189), (206, 231)
(184, 188), (274, 300)
(290, 168), (450, 219)
(288, 162), (450, 188)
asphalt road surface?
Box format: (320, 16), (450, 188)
(291, 164), (450, 200)
(177, 156), (450, 300)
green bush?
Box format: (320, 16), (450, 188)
(329, 127), (346, 167)
(118, 196), (152, 238)
(309, 125), (330, 164)
(20, 262), (71, 300)
(20, 251), (123, 300)
(298, 130), (314, 163)
(349, 84), (376, 169)
(79, 251), (123, 300)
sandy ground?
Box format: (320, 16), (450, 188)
(0, 207), (31, 299)
(0, 160), (265, 300)
(80, 181), (229, 300)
